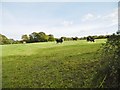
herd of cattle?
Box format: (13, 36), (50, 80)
(56, 36), (95, 43)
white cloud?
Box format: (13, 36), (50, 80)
(82, 8), (118, 28)
(102, 8), (118, 27)
(82, 13), (101, 22)
(61, 20), (73, 27)
(82, 13), (94, 21)
(82, 8), (117, 26)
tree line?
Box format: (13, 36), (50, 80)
(0, 34), (16, 45)
(21, 32), (55, 43)
(0, 32), (55, 45)
(0, 31), (113, 45)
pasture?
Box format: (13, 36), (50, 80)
(2, 39), (106, 88)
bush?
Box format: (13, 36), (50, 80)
(91, 34), (120, 88)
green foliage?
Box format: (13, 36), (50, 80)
(21, 34), (29, 42)
(80, 35), (110, 40)
(38, 32), (49, 42)
(25, 32), (55, 43)
(8, 39), (15, 44)
(0, 34), (10, 45)
(13, 40), (22, 44)
(48, 34), (55, 41)
(0, 34), (22, 45)
(91, 34), (120, 88)
(61, 37), (73, 41)
(29, 34), (34, 43)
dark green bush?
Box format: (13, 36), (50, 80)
(91, 34), (120, 88)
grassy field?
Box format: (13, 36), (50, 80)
(2, 39), (106, 88)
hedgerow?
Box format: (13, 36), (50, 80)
(91, 33), (120, 88)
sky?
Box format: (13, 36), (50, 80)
(1, 2), (118, 40)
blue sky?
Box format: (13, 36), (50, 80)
(1, 2), (118, 40)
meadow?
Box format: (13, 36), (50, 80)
(2, 39), (106, 88)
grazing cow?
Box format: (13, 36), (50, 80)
(72, 37), (78, 41)
(87, 37), (95, 42)
(56, 38), (64, 44)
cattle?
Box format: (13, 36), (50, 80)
(72, 37), (78, 41)
(56, 38), (64, 44)
(87, 37), (95, 42)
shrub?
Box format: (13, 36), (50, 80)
(91, 34), (120, 88)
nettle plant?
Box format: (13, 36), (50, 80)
(91, 33), (120, 88)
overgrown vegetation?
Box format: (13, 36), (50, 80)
(91, 33), (120, 88)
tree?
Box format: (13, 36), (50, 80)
(9, 39), (15, 44)
(21, 34), (29, 43)
(28, 32), (49, 43)
(48, 34), (55, 41)
(29, 34), (34, 43)
(0, 34), (10, 45)
(31, 32), (40, 42)
(38, 32), (48, 42)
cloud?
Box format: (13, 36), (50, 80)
(82, 8), (117, 25)
(82, 13), (94, 21)
(82, 13), (101, 22)
(73, 8), (118, 37)
(82, 8), (118, 27)
(102, 8), (118, 27)
(61, 20), (73, 27)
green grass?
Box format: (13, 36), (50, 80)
(1, 39), (106, 88)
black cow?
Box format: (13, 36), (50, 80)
(72, 37), (78, 41)
(56, 38), (64, 44)
(87, 37), (95, 42)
